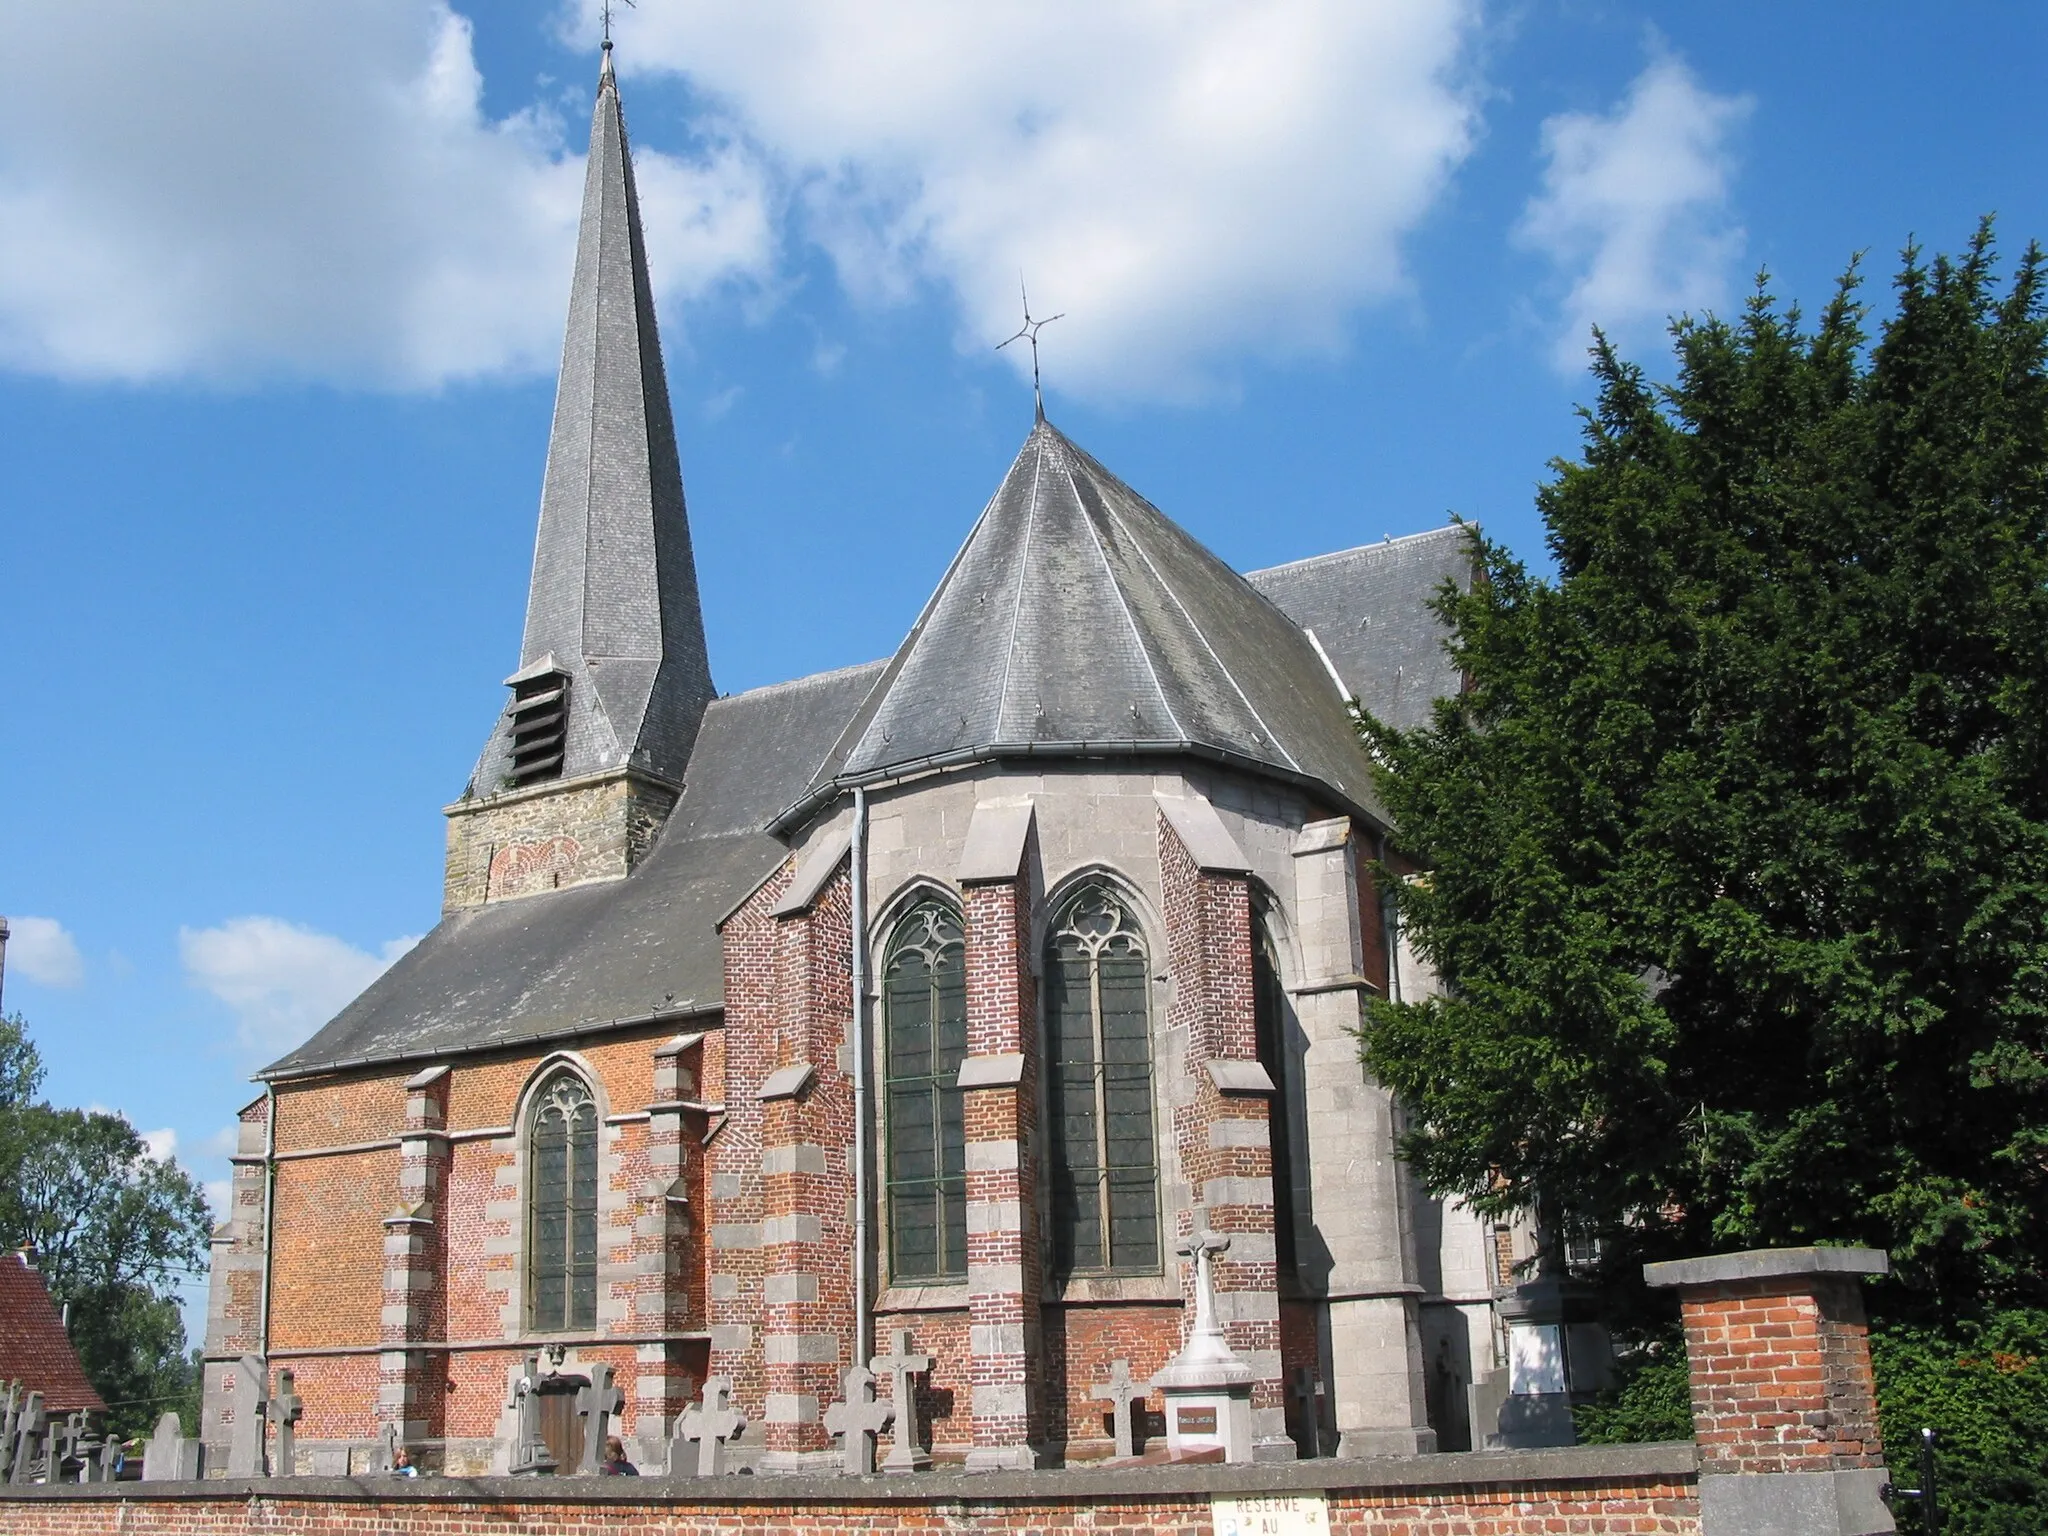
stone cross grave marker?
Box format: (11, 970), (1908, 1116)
(142, 1411), (199, 1481)
(271, 1368), (304, 1476)
(48, 1411), (83, 1483)
(822, 1365), (893, 1476)
(871, 1328), (933, 1473)
(1176, 1225), (1232, 1346)
(226, 1354), (270, 1476)
(92, 1432), (120, 1483)
(670, 1375), (747, 1476)
(575, 1363), (625, 1474)
(505, 1353), (555, 1474)
(1289, 1366), (1323, 1456)
(9, 1391), (44, 1485)
(1092, 1358), (1144, 1459)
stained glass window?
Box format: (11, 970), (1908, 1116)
(528, 1070), (598, 1331)
(884, 903), (968, 1281)
(1046, 886), (1159, 1274)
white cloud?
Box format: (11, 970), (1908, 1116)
(5, 915), (83, 988)
(0, 1), (773, 386)
(180, 917), (419, 1053)
(1516, 53), (1752, 372)
(204, 1179), (233, 1220)
(139, 1126), (178, 1163)
(598, 0), (1485, 402)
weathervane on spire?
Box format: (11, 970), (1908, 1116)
(997, 280), (1063, 421)
(600, 0), (635, 50)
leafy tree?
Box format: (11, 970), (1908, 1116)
(1358, 225), (2048, 1311)
(0, 1013), (212, 1436)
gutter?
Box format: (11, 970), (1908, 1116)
(849, 785), (872, 1366)
(768, 738), (1388, 840)
(255, 1002), (722, 1085)
(258, 1086), (277, 1359)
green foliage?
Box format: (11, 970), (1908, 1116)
(0, 1015), (212, 1437)
(1359, 225), (2048, 1310)
(1871, 1309), (2048, 1535)
(1572, 1327), (1694, 1444)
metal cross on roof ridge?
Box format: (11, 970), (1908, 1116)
(997, 279), (1063, 421)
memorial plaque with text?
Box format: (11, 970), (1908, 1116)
(1176, 1407), (1218, 1435)
(1212, 1494), (1331, 1536)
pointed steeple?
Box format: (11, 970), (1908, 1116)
(472, 44), (714, 796)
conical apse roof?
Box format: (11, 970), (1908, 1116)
(792, 420), (1384, 823)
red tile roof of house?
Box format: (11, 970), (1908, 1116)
(0, 1250), (104, 1414)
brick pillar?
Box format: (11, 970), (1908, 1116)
(709, 865), (788, 1431)
(632, 1032), (706, 1457)
(958, 799), (1043, 1471)
(200, 1095), (270, 1461)
(1157, 796), (1290, 1459)
(1290, 816), (1435, 1455)
(1647, 1247), (1894, 1536)
(379, 1065), (451, 1449)
(757, 839), (856, 1473)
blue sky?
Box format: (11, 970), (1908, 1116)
(3, 1), (2043, 1330)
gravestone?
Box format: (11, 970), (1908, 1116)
(1150, 1224), (1255, 1464)
(142, 1412), (201, 1481)
(505, 1354), (557, 1475)
(670, 1376), (746, 1476)
(365, 1421), (400, 1475)
(225, 1354), (270, 1476)
(1289, 1366), (1325, 1457)
(574, 1364), (624, 1474)
(822, 1365), (893, 1476)
(1092, 1358), (1144, 1459)
(871, 1328), (932, 1473)
(271, 1368), (304, 1476)
(9, 1391), (45, 1484)
(0, 1382), (18, 1480)
(94, 1434), (121, 1483)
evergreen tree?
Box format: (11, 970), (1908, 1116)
(1360, 225), (2048, 1311)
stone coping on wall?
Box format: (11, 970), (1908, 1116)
(4, 1442), (1696, 1504)
(1643, 1246), (1889, 1288)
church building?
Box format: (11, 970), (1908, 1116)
(202, 46), (1522, 1474)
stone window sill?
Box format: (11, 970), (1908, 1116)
(874, 1284), (971, 1313)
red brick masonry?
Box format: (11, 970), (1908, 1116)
(0, 1445), (1701, 1535)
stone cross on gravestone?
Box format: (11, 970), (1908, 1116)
(271, 1368), (304, 1476)
(575, 1363), (625, 1474)
(1092, 1358), (1144, 1459)
(9, 1391), (44, 1485)
(49, 1411), (83, 1483)
(1290, 1366), (1324, 1456)
(822, 1365), (893, 1476)
(1176, 1225), (1232, 1345)
(871, 1328), (933, 1473)
(670, 1375), (746, 1476)
(226, 1354), (271, 1476)
(0, 1380), (19, 1481)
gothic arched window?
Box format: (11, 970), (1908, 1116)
(884, 902), (968, 1281)
(1046, 886), (1159, 1275)
(528, 1069), (598, 1331)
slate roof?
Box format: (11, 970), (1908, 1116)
(786, 420), (1389, 828)
(261, 662), (884, 1080)
(469, 48), (715, 795)
(0, 1252), (104, 1414)
(1245, 525), (1474, 732)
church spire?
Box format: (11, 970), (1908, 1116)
(476, 44), (715, 796)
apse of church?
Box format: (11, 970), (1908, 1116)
(202, 43), (1522, 1476)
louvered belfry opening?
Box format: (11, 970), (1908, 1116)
(507, 669), (571, 787)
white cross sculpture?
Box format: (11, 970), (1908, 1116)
(671, 1376), (747, 1476)
(870, 1328), (934, 1473)
(1176, 1225), (1233, 1350)
(1092, 1358), (1144, 1459)
(822, 1366), (893, 1476)
(575, 1364), (626, 1474)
